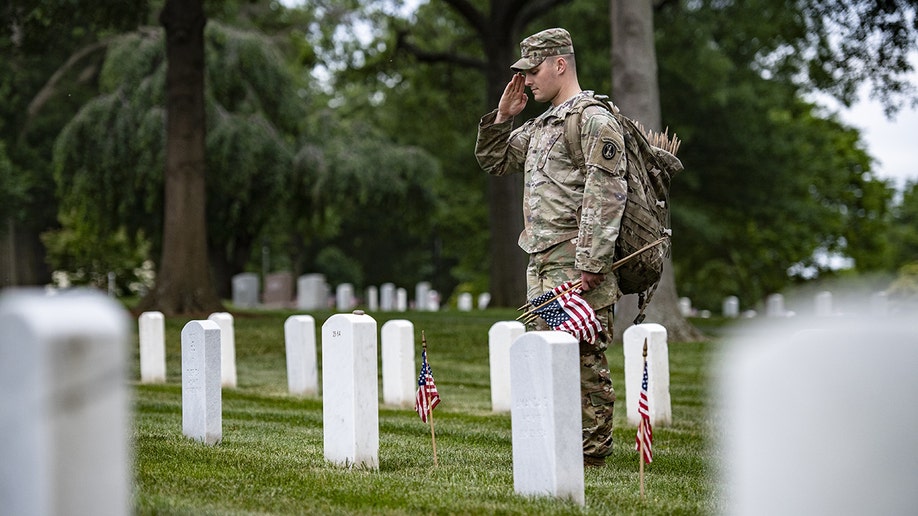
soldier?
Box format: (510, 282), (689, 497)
(475, 27), (626, 467)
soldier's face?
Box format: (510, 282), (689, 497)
(524, 58), (561, 103)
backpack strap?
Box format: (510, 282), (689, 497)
(561, 95), (618, 174)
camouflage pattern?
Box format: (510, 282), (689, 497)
(525, 240), (616, 458)
(510, 27), (575, 71)
(476, 91), (628, 278)
(476, 90), (626, 458)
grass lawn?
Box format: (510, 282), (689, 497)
(130, 308), (725, 515)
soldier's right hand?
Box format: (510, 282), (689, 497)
(496, 73), (528, 123)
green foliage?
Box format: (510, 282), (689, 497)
(648, 1), (900, 311)
(886, 181), (918, 268)
(307, 120), (444, 288)
(132, 309), (722, 514)
(887, 262), (918, 304)
(52, 22), (304, 289)
(0, 2), (150, 277)
(41, 211), (153, 295)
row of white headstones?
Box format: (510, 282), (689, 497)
(2, 288), (916, 514)
(0, 288), (671, 511)
(149, 310), (672, 507)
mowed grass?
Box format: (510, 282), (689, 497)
(130, 308), (725, 515)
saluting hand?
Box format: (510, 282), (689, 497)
(496, 73), (528, 123)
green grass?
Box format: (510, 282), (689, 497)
(131, 308), (724, 515)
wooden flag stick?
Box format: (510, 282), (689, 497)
(422, 331), (438, 467)
(515, 279), (583, 319)
(517, 236), (669, 320)
(639, 418), (646, 500)
(515, 279), (583, 311)
(429, 406), (438, 467)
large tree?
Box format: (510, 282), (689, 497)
(609, 0), (702, 341)
(138, 0), (221, 314)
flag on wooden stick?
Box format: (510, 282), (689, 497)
(415, 348), (440, 423)
(518, 281), (604, 343)
(635, 348), (653, 464)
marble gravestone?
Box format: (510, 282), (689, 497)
(322, 312), (379, 469)
(182, 320), (222, 445)
(284, 315), (318, 396)
(139, 310), (166, 383)
(0, 289), (131, 516)
(489, 320), (525, 412)
(381, 319), (415, 407)
(510, 331), (585, 506)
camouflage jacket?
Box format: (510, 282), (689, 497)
(475, 91), (628, 274)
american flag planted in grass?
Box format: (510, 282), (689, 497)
(636, 357), (653, 463)
(415, 348), (440, 423)
(525, 281), (604, 344)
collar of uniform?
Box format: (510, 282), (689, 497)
(537, 90), (594, 125)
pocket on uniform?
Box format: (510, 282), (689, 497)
(589, 389), (615, 407)
(535, 132), (564, 170)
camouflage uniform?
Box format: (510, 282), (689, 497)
(475, 30), (627, 460)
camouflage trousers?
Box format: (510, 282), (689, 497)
(525, 239), (617, 458)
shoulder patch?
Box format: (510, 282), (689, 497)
(602, 141), (617, 160)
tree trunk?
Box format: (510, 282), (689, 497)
(137, 0), (222, 316)
(610, 0), (703, 342)
(0, 219), (52, 287)
(483, 30), (528, 307)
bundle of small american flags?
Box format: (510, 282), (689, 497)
(517, 280), (604, 343)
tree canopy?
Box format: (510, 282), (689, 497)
(4, 0), (917, 314)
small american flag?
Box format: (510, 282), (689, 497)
(528, 281), (604, 343)
(415, 349), (440, 423)
(635, 357), (653, 463)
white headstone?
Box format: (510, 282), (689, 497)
(678, 297), (693, 317)
(380, 283), (396, 311)
(0, 289), (131, 516)
(723, 296), (740, 318)
(139, 310), (166, 383)
(427, 290), (440, 311)
(478, 292), (491, 310)
(336, 283), (355, 311)
(510, 331), (585, 506)
(381, 320), (415, 407)
(297, 273), (328, 310)
(284, 315), (318, 396)
(623, 323), (672, 427)
(181, 320), (222, 445)
(232, 272), (259, 308)
(766, 293), (785, 317)
(814, 290), (833, 317)
(457, 292), (473, 312)
(366, 286), (379, 312)
(208, 312), (237, 388)
(396, 288), (408, 312)
(489, 321), (525, 412)
(415, 282), (431, 311)
(719, 316), (918, 515)
(322, 313), (379, 469)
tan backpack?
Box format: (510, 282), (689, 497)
(563, 94), (683, 323)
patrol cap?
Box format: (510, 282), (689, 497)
(510, 28), (575, 72)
